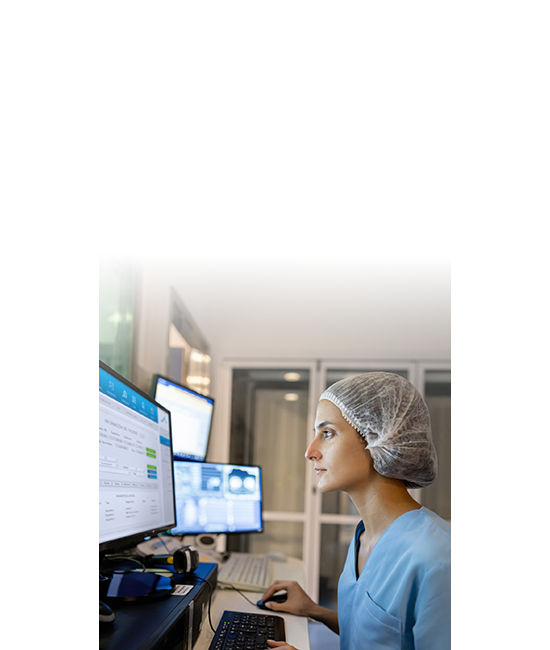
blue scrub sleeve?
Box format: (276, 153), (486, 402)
(412, 560), (451, 649)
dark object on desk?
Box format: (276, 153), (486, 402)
(100, 562), (217, 650)
(104, 571), (175, 603)
(208, 610), (285, 650)
(256, 592), (288, 610)
(99, 601), (115, 624)
(144, 545), (200, 574)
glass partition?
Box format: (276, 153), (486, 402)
(248, 521), (304, 559)
(99, 262), (137, 380)
(421, 369), (451, 519)
(318, 522), (359, 609)
(227, 367), (311, 553)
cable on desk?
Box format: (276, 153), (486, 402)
(192, 576), (216, 633)
(102, 555), (147, 573)
(191, 577), (259, 633)
(224, 583), (259, 606)
(157, 534), (185, 553)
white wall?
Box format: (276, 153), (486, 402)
(133, 256), (450, 383)
(145, 256), (451, 364)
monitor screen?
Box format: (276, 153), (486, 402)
(171, 460), (263, 535)
(153, 375), (214, 462)
(99, 361), (176, 552)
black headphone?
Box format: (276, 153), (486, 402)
(145, 545), (199, 574)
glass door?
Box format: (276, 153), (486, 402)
(225, 362), (318, 572)
(417, 364), (451, 520)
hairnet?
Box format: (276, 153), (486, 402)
(319, 372), (437, 488)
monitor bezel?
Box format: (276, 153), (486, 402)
(99, 361), (177, 553)
(171, 459), (264, 535)
(151, 373), (215, 463)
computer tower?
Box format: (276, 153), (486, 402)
(188, 571), (213, 647)
(177, 562), (217, 649)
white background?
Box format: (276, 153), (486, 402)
(2, 1), (549, 648)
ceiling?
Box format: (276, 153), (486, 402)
(140, 255), (451, 363)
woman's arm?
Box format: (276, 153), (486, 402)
(307, 603), (339, 634)
(412, 562), (450, 649)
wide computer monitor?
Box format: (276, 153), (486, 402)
(99, 361), (177, 553)
(171, 460), (263, 535)
(153, 375), (214, 462)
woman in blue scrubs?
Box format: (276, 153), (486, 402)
(263, 372), (450, 650)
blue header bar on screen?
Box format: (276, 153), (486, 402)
(99, 368), (159, 423)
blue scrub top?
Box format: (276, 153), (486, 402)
(337, 506), (450, 650)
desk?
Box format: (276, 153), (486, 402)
(194, 556), (310, 650)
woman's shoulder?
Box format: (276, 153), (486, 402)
(393, 507), (450, 568)
(417, 507), (451, 538)
(408, 507), (451, 565)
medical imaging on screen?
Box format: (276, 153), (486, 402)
(171, 460), (263, 535)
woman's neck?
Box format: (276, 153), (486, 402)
(348, 476), (421, 545)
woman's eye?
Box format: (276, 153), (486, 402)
(323, 430), (335, 439)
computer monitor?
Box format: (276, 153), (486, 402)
(99, 361), (176, 553)
(171, 460), (263, 535)
(153, 375), (214, 462)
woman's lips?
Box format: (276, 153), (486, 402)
(314, 468), (326, 474)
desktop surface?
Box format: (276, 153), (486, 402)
(194, 555), (310, 650)
(99, 554), (309, 650)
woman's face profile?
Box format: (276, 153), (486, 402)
(305, 400), (372, 494)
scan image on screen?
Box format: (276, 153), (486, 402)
(171, 461), (263, 535)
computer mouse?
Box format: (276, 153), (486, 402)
(99, 600), (115, 624)
(265, 551), (287, 562)
(256, 592), (288, 610)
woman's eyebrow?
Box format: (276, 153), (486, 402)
(314, 421), (335, 431)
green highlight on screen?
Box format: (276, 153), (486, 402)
(146, 447), (157, 459)
(147, 464), (157, 471)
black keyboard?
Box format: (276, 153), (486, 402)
(208, 610), (286, 650)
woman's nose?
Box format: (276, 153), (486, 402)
(305, 439), (321, 461)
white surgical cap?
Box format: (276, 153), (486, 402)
(319, 372), (437, 489)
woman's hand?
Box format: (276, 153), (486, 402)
(260, 580), (317, 618)
(266, 641), (298, 650)
(261, 580), (339, 635)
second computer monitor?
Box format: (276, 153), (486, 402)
(171, 460), (263, 535)
(153, 375), (214, 462)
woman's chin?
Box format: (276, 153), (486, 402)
(318, 478), (335, 493)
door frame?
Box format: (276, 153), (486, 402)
(416, 361), (452, 524)
(214, 359), (319, 591)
